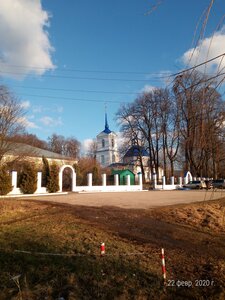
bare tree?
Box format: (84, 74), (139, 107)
(86, 139), (97, 159)
(48, 134), (65, 154)
(117, 103), (147, 181)
(48, 133), (80, 158)
(173, 71), (225, 177)
(157, 89), (180, 178)
(9, 133), (48, 150)
(0, 85), (25, 163)
(64, 137), (81, 158)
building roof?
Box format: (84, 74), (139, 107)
(6, 142), (75, 161)
(124, 145), (149, 157)
(102, 113), (112, 134)
(112, 169), (135, 175)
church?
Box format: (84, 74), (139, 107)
(96, 114), (119, 167)
(95, 114), (164, 182)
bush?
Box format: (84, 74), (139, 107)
(0, 166), (12, 195)
(74, 158), (102, 186)
(73, 163), (83, 186)
(19, 163), (37, 194)
(92, 165), (101, 185)
(42, 156), (50, 187)
(46, 163), (59, 193)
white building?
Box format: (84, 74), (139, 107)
(96, 114), (119, 167)
(123, 145), (164, 182)
(95, 116), (164, 181)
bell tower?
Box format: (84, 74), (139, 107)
(96, 113), (119, 167)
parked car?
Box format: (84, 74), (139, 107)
(212, 179), (225, 189)
(204, 179), (213, 189)
(183, 180), (206, 189)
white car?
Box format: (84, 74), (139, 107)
(183, 180), (206, 189)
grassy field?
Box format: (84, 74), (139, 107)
(0, 197), (224, 299)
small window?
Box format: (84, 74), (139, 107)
(101, 155), (105, 164)
(111, 138), (114, 148)
(112, 154), (115, 163)
(102, 139), (105, 148)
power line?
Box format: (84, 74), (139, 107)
(20, 93), (128, 104)
(0, 70), (165, 82)
(0, 63), (167, 76)
(16, 72), (225, 105)
(11, 85), (142, 96)
(1, 53), (225, 81)
(169, 52), (225, 78)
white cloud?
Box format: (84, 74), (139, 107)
(40, 116), (63, 127)
(18, 116), (39, 129)
(20, 100), (30, 109)
(81, 138), (94, 154)
(181, 26), (225, 74)
(141, 85), (156, 93)
(32, 105), (43, 113)
(54, 104), (64, 113)
(0, 0), (55, 79)
(116, 131), (125, 149)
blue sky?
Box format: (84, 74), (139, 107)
(0, 0), (225, 151)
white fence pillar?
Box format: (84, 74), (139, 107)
(87, 173), (92, 187)
(9, 171), (21, 195)
(126, 174), (130, 186)
(171, 176), (174, 186)
(11, 171), (17, 189)
(162, 176), (166, 189)
(59, 171), (63, 192)
(72, 172), (76, 191)
(138, 173), (143, 189)
(153, 173), (157, 189)
(102, 174), (106, 186)
(179, 177), (182, 186)
(37, 172), (42, 192)
(114, 174), (119, 186)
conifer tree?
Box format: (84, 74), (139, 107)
(46, 163), (59, 193)
(0, 165), (12, 195)
(42, 156), (50, 187)
(92, 165), (100, 185)
(19, 163), (37, 194)
(73, 163), (83, 186)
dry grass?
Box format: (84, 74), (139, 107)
(0, 197), (224, 299)
(151, 197), (225, 232)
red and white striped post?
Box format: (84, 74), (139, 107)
(161, 248), (166, 285)
(100, 242), (105, 256)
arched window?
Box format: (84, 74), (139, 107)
(102, 139), (105, 148)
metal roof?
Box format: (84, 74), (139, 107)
(6, 142), (75, 160)
(124, 145), (149, 157)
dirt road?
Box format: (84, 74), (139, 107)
(27, 189), (225, 209)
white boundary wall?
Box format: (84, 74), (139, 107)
(153, 175), (183, 190)
(153, 173), (193, 190)
(6, 171), (143, 195)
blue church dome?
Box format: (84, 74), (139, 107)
(124, 145), (149, 157)
(102, 113), (112, 134)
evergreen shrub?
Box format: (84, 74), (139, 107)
(46, 163), (59, 193)
(42, 156), (50, 187)
(0, 166), (12, 195)
(19, 163), (37, 194)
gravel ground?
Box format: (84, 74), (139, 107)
(23, 189), (225, 209)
